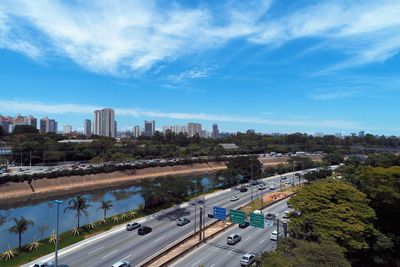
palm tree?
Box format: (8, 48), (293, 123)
(64, 196), (90, 228)
(98, 200), (113, 220)
(9, 216), (33, 249)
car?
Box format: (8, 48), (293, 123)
(257, 184), (267, 190)
(287, 203), (293, 208)
(111, 261), (131, 267)
(126, 222), (141, 231)
(138, 226), (152, 235)
(240, 187), (248, 192)
(239, 221), (250, 229)
(281, 176), (287, 180)
(253, 209), (263, 215)
(177, 217), (190, 226)
(270, 230), (284, 241)
(227, 233), (241, 245)
(269, 184), (277, 190)
(265, 213), (276, 220)
(283, 210), (291, 219)
(240, 253), (256, 266)
(249, 179), (258, 185)
(231, 195), (240, 201)
(208, 213), (214, 218)
(31, 262), (54, 267)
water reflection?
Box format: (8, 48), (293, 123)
(0, 174), (219, 252)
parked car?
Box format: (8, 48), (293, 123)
(227, 233), (241, 245)
(239, 221), (250, 229)
(270, 230), (283, 241)
(240, 187), (248, 192)
(240, 253), (256, 266)
(126, 222), (141, 231)
(138, 226), (152, 235)
(177, 217), (190, 226)
(111, 261), (131, 267)
(231, 195), (240, 201)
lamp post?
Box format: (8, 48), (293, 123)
(54, 200), (63, 267)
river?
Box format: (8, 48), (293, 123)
(0, 174), (218, 252)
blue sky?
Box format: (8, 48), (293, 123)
(0, 0), (400, 135)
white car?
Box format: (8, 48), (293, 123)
(231, 195), (240, 201)
(111, 261), (131, 267)
(240, 253), (256, 266)
(258, 184), (267, 190)
(270, 230), (284, 241)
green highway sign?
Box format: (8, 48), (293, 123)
(250, 212), (264, 228)
(230, 209), (246, 224)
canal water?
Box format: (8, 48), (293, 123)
(0, 174), (219, 252)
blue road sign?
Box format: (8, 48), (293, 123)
(213, 206), (226, 221)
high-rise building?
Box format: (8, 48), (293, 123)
(133, 125), (140, 138)
(40, 117), (58, 133)
(359, 131), (365, 138)
(63, 125), (73, 135)
(212, 124), (219, 139)
(144, 120), (155, 137)
(187, 122), (202, 137)
(93, 108), (116, 137)
(84, 119), (92, 136)
(25, 116), (37, 128)
(163, 125), (184, 134)
(201, 130), (207, 138)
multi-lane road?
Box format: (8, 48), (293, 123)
(172, 198), (290, 267)
(25, 169), (315, 267)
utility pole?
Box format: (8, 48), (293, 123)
(194, 179), (197, 235)
(54, 200), (63, 267)
(276, 218), (280, 245)
(283, 221), (288, 237)
(251, 161), (254, 208)
(203, 177), (206, 241)
(29, 151), (32, 167)
(199, 207), (203, 241)
(292, 160), (295, 187)
(20, 152), (22, 167)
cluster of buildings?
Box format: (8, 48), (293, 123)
(0, 108), (222, 139)
(0, 115), (58, 134)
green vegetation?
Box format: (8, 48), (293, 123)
(8, 217), (34, 249)
(259, 238), (351, 267)
(64, 196), (91, 228)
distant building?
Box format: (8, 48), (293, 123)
(40, 117), (58, 133)
(201, 130), (207, 138)
(212, 124), (219, 139)
(0, 121), (10, 134)
(133, 125), (140, 138)
(187, 122), (202, 137)
(144, 120), (155, 137)
(359, 131), (365, 138)
(163, 125), (184, 134)
(24, 115), (37, 128)
(246, 129), (255, 134)
(93, 108), (116, 137)
(219, 143), (239, 150)
(84, 119), (91, 136)
(63, 125), (73, 135)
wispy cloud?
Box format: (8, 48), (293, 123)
(1, 1), (399, 76)
(0, 99), (360, 130)
(309, 90), (362, 101)
(167, 69), (211, 84)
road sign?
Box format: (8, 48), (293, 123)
(266, 220), (274, 227)
(230, 209), (246, 224)
(213, 206), (226, 221)
(250, 212), (264, 228)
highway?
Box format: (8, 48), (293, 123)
(25, 170), (306, 267)
(172, 198), (290, 267)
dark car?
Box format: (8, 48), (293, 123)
(239, 221), (250, 229)
(138, 226), (152, 235)
(208, 213), (214, 218)
(126, 222), (141, 231)
(240, 187), (248, 192)
(265, 213), (276, 220)
(177, 217), (190, 226)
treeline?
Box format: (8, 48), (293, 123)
(1, 126), (399, 166)
(260, 152), (400, 267)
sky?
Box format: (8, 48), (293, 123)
(0, 0), (400, 135)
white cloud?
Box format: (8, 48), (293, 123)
(167, 69), (211, 83)
(1, 0), (399, 75)
(309, 90), (362, 101)
(0, 99), (359, 130)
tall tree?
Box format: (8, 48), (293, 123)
(9, 216), (33, 249)
(98, 200), (113, 220)
(65, 196), (91, 228)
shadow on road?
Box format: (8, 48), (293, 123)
(155, 207), (191, 221)
(206, 241), (258, 256)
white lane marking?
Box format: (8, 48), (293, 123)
(259, 239), (265, 245)
(102, 249), (119, 259)
(169, 221), (176, 226)
(88, 246), (104, 254)
(121, 254), (132, 261)
(211, 264), (216, 267)
(192, 259), (203, 266)
(154, 236), (165, 242)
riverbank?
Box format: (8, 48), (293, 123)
(0, 162), (226, 207)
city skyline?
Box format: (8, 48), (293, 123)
(1, 1), (400, 135)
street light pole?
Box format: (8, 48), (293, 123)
(194, 179), (197, 235)
(54, 200), (63, 267)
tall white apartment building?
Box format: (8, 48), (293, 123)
(93, 108), (116, 138)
